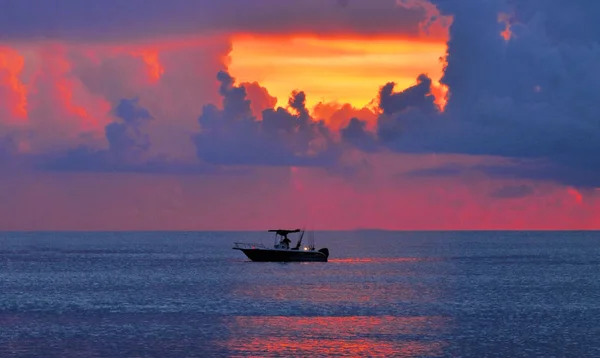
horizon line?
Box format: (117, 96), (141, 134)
(1, 229), (600, 233)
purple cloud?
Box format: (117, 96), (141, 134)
(342, 0), (600, 187)
(43, 98), (162, 172)
(0, 0), (426, 41)
(3, 0), (600, 191)
(193, 71), (340, 167)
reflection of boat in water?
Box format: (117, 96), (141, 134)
(233, 229), (329, 262)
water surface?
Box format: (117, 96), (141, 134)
(1, 231), (599, 357)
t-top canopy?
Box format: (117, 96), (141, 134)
(268, 229), (301, 236)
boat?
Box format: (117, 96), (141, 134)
(233, 229), (329, 262)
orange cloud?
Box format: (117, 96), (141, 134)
(241, 81), (278, 119)
(312, 102), (377, 131)
(0, 47), (27, 121)
(131, 49), (165, 84)
(567, 187), (583, 205)
(27, 43), (111, 140)
(430, 82), (448, 112)
(0, 36), (230, 159)
(498, 12), (513, 41)
(2, 23), (597, 231)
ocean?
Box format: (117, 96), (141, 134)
(1, 231), (599, 357)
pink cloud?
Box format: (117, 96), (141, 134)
(0, 0), (434, 42)
(0, 0), (598, 231)
(1, 161), (599, 231)
(0, 36), (230, 164)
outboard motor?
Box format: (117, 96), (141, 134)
(318, 248), (329, 259)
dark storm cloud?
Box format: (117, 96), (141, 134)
(0, 0), (425, 42)
(192, 71), (340, 167)
(342, 0), (600, 187)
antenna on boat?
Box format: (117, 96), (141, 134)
(293, 228), (306, 250)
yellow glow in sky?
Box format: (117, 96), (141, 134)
(229, 35), (447, 109)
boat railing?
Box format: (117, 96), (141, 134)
(233, 242), (267, 250)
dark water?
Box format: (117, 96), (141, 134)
(1, 231), (599, 357)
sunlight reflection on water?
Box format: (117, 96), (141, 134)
(222, 316), (449, 357)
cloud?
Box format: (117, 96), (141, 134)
(339, 73), (442, 152)
(241, 82), (278, 119)
(0, 135), (17, 162)
(312, 102), (377, 131)
(0, 36), (231, 171)
(340, 118), (380, 153)
(0, 0), (431, 42)
(37, 97), (225, 175)
(193, 71), (340, 167)
(490, 184), (534, 199)
(65, 37), (231, 158)
(0, 47), (27, 123)
(106, 98), (153, 155)
(2, 43), (115, 155)
(44, 98), (156, 172)
(1, 37), (350, 174)
(341, 0), (600, 187)
(379, 74), (438, 116)
(3, 0), (599, 192)
(404, 163), (465, 177)
(403, 160), (600, 189)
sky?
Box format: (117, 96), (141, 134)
(1, 0), (600, 230)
